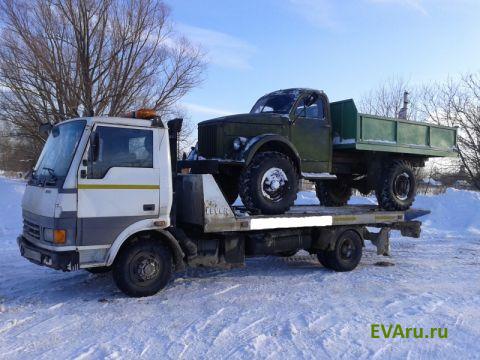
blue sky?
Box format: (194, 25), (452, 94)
(168, 0), (480, 123)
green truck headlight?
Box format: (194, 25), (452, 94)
(233, 137), (247, 151)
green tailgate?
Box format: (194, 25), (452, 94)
(330, 99), (457, 157)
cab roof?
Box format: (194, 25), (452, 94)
(60, 116), (164, 128)
(262, 88), (324, 97)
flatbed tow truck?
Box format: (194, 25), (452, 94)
(18, 112), (428, 297)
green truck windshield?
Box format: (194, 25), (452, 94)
(33, 120), (86, 184)
(250, 92), (298, 115)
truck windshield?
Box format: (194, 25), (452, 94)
(32, 120), (86, 185)
(250, 92), (299, 115)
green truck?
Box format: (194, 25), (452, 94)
(182, 88), (457, 215)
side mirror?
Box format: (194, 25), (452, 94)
(39, 123), (52, 137)
(167, 118), (183, 133)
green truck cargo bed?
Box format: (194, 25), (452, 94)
(330, 99), (457, 157)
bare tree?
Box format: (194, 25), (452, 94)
(0, 0), (205, 164)
(359, 77), (419, 120)
(419, 74), (480, 190)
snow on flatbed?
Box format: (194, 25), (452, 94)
(1, 177), (480, 359)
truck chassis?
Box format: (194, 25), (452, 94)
(18, 175), (427, 298)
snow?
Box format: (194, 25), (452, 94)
(1, 177), (480, 359)
(423, 177), (442, 186)
(363, 139), (397, 144)
(332, 136), (356, 145)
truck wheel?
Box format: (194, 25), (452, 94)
(315, 177), (352, 206)
(113, 239), (173, 297)
(239, 151), (298, 215)
(86, 266), (111, 274)
(376, 160), (416, 211)
(320, 230), (363, 272)
(215, 175), (239, 205)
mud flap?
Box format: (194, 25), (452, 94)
(364, 227), (391, 256)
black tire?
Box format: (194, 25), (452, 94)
(86, 266), (111, 274)
(277, 249), (298, 257)
(315, 177), (352, 206)
(239, 151), (298, 215)
(376, 160), (416, 211)
(320, 230), (363, 272)
(214, 175), (239, 205)
(113, 239), (173, 297)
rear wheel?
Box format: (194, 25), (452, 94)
(376, 160), (416, 210)
(239, 151), (298, 215)
(318, 230), (363, 272)
(113, 239), (172, 297)
(316, 177), (352, 206)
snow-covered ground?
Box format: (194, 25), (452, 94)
(1, 177), (479, 359)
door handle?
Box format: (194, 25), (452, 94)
(143, 204), (155, 211)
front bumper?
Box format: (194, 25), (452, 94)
(17, 236), (80, 271)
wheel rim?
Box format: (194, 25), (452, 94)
(393, 172), (411, 201)
(129, 251), (161, 285)
(261, 167), (288, 202)
(340, 238), (355, 260)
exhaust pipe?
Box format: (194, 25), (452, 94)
(397, 91), (409, 120)
(167, 118), (183, 228)
(167, 118), (183, 174)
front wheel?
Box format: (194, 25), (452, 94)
(113, 239), (173, 297)
(239, 151), (298, 215)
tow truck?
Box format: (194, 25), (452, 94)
(18, 111), (428, 297)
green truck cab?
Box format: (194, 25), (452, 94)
(182, 88), (457, 215)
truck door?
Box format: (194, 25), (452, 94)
(289, 92), (332, 173)
(77, 124), (160, 247)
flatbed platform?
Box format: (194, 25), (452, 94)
(178, 174), (430, 233)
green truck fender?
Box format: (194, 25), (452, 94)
(241, 134), (301, 171)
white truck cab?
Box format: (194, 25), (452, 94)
(18, 112), (426, 297)
(19, 114), (175, 272)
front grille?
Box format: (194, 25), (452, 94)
(198, 125), (217, 158)
(23, 219), (40, 240)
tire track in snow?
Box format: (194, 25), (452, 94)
(214, 284), (241, 296)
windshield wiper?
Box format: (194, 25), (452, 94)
(42, 167), (57, 185)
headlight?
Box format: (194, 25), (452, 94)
(233, 137), (247, 151)
(44, 228), (54, 243)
